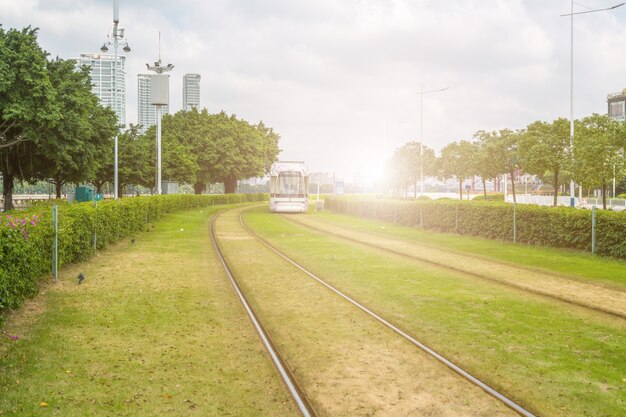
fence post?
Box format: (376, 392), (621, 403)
(513, 202), (517, 243)
(93, 200), (97, 251)
(591, 206), (597, 254)
(52, 204), (58, 281)
(454, 206), (459, 232)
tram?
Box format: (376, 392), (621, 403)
(269, 161), (309, 213)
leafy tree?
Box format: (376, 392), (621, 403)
(521, 118), (570, 206)
(573, 114), (626, 209)
(0, 26), (59, 210)
(475, 129), (523, 202)
(471, 139), (500, 199)
(32, 58), (117, 197)
(438, 140), (476, 199)
(392, 141), (436, 199)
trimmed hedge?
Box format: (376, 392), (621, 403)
(325, 197), (626, 259)
(0, 194), (266, 320)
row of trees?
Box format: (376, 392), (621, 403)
(100, 110), (280, 196)
(1, 26), (280, 211)
(388, 115), (626, 208)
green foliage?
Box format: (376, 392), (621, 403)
(386, 141), (436, 197)
(325, 197), (626, 259)
(437, 140), (476, 198)
(0, 194), (266, 320)
(472, 193), (504, 201)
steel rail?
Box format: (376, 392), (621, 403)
(209, 215), (317, 417)
(239, 211), (538, 417)
(280, 214), (626, 320)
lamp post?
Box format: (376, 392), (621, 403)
(417, 85), (449, 196)
(100, 0), (131, 200)
(146, 34), (174, 195)
(561, 0), (624, 207)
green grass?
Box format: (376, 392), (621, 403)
(311, 209), (626, 290)
(244, 207), (626, 417)
(0, 206), (297, 416)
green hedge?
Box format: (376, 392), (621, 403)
(0, 194), (266, 320)
(325, 197), (626, 259)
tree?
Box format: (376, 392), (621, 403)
(475, 129), (523, 202)
(438, 140), (476, 199)
(33, 58), (117, 197)
(471, 139), (500, 199)
(392, 141), (436, 199)
(574, 114), (626, 209)
(0, 26), (59, 210)
(521, 118), (570, 206)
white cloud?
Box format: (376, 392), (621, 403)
(2, 0), (626, 182)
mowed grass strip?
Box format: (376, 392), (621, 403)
(244, 207), (626, 417)
(0, 206), (297, 417)
(312, 209), (626, 291)
(215, 207), (518, 417)
(284, 213), (626, 317)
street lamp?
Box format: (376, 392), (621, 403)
(417, 85), (449, 196)
(100, 0), (131, 199)
(146, 33), (174, 195)
(561, 1), (624, 207)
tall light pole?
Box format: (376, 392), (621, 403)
(417, 85), (449, 196)
(100, 0), (131, 200)
(561, 1), (624, 207)
(146, 33), (174, 195)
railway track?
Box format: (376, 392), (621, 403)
(280, 213), (626, 320)
(209, 216), (318, 417)
(213, 208), (538, 417)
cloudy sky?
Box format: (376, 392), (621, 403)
(3, 0), (626, 183)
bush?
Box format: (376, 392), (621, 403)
(472, 193), (504, 201)
(0, 194), (266, 320)
(325, 196), (626, 259)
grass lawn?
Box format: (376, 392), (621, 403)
(244, 207), (626, 417)
(0, 206), (297, 417)
(310, 209), (626, 290)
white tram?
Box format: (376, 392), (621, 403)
(269, 161), (309, 213)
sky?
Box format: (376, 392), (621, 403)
(3, 0), (626, 184)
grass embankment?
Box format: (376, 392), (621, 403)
(244, 207), (626, 417)
(0, 206), (296, 416)
(312, 209), (626, 291)
(284, 212), (626, 317)
(215, 206), (517, 417)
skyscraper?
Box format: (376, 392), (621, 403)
(137, 74), (170, 132)
(183, 73), (201, 111)
(74, 53), (126, 125)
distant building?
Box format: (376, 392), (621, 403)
(74, 53), (126, 125)
(182, 73), (201, 111)
(607, 88), (626, 121)
(137, 74), (170, 133)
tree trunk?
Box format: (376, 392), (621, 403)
(459, 180), (463, 200)
(55, 180), (63, 199)
(2, 172), (14, 212)
(193, 182), (205, 195)
(509, 170), (517, 203)
(223, 176), (237, 194)
(482, 178), (487, 199)
(414, 179), (418, 199)
(552, 169), (559, 207)
(118, 183), (124, 198)
(602, 181), (607, 210)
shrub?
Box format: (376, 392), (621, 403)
(0, 194), (266, 321)
(325, 196), (626, 259)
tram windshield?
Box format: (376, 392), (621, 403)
(271, 171), (307, 197)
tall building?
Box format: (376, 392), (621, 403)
(137, 74), (170, 133)
(182, 73), (201, 111)
(74, 53), (126, 125)
(607, 88), (626, 121)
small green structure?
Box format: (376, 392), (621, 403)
(75, 186), (94, 202)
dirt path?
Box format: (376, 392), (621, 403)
(284, 213), (626, 319)
(215, 206), (520, 417)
